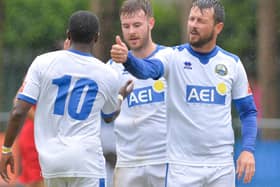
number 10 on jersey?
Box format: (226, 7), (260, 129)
(52, 75), (98, 120)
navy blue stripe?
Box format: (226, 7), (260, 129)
(99, 178), (105, 187)
(164, 163), (169, 187)
(68, 49), (93, 57)
(101, 111), (116, 118)
(17, 94), (37, 104)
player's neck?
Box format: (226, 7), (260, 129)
(71, 43), (94, 55)
(132, 42), (157, 59)
(191, 40), (216, 53)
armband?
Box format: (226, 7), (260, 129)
(2, 146), (12, 154)
(118, 94), (124, 102)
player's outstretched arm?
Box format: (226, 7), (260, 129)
(111, 35), (164, 80)
(103, 79), (134, 123)
(0, 100), (33, 183)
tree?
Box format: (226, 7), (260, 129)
(90, 0), (121, 62)
(257, 0), (280, 117)
(173, 0), (192, 42)
(3, 1), (89, 49)
(1, 1), (89, 111)
(0, 0), (3, 111)
(152, 0), (181, 46)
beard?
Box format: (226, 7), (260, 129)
(189, 29), (215, 48)
(125, 27), (150, 51)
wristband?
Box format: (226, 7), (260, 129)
(118, 94), (124, 102)
(2, 146), (12, 154)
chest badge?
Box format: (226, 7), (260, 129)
(215, 64), (228, 76)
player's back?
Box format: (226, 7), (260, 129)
(20, 49), (120, 178)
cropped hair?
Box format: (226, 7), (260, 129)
(120, 0), (153, 17)
(68, 10), (99, 43)
(192, 0), (225, 23)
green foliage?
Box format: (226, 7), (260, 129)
(152, 1), (181, 46)
(4, 0), (89, 49)
(219, 0), (257, 72)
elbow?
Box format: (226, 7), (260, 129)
(103, 117), (113, 123)
(11, 107), (28, 120)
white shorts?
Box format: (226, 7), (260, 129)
(113, 164), (167, 187)
(166, 163), (235, 187)
(44, 177), (106, 187)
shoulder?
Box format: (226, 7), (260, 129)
(37, 50), (64, 60)
(100, 62), (119, 79)
(29, 50), (64, 71)
(172, 43), (190, 52)
(216, 46), (240, 63)
(105, 59), (123, 73)
(33, 50), (66, 65)
(150, 45), (174, 59)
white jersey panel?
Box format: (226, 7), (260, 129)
(109, 46), (167, 167)
(18, 50), (120, 178)
(152, 44), (251, 166)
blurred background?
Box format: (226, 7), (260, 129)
(0, 0), (279, 186)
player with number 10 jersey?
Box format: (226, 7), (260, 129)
(17, 49), (121, 180)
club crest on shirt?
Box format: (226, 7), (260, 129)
(215, 64), (228, 76)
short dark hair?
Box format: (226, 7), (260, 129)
(192, 0), (225, 23)
(68, 10), (99, 43)
(120, 0), (153, 17)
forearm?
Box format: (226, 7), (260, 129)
(3, 100), (33, 148)
(234, 96), (258, 153)
(4, 108), (28, 147)
(102, 98), (122, 123)
(240, 114), (257, 152)
(124, 52), (164, 80)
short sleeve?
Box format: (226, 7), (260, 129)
(232, 60), (251, 100)
(152, 47), (174, 79)
(101, 69), (121, 117)
(17, 56), (41, 104)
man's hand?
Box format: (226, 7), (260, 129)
(103, 80), (134, 123)
(111, 35), (128, 63)
(119, 79), (134, 99)
(0, 153), (14, 183)
(236, 150), (255, 183)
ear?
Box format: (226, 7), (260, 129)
(94, 32), (100, 43)
(215, 22), (224, 35)
(66, 30), (71, 39)
(148, 17), (155, 30)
